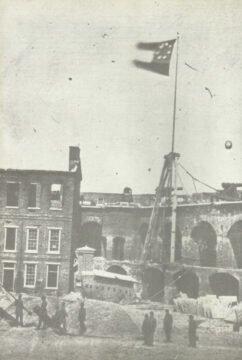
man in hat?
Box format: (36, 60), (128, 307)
(148, 311), (157, 346)
(188, 315), (198, 347)
(37, 295), (48, 330)
(79, 302), (86, 335)
(15, 294), (24, 327)
(142, 314), (150, 345)
(163, 309), (173, 342)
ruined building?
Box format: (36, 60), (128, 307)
(0, 147), (82, 294)
(1, 147), (242, 303)
(79, 189), (242, 301)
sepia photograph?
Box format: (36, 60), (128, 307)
(0, 0), (242, 359)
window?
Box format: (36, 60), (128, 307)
(2, 262), (15, 291)
(28, 183), (41, 208)
(48, 229), (61, 253)
(46, 264), (59, 289)
(26, 228), (38, 252)
(4, 227), (17, 251)
(50, 184), (63, 209)
(24, 263), (37, 288)
(6, 182), (19, 207)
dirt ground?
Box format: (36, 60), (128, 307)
(0, 300), (241, 360)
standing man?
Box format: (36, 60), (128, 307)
(142, 314), (150, 345)
(37, 295), (48, 330)
(15, 294), (24, 327)
(163, 309), (173, 342)
(188, 315), (198, 347)
(148, 311), (157, 346)
(79, 302), (86, 335)
(59, 302), (68, 333)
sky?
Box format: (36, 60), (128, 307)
(0, 0), (241, 194)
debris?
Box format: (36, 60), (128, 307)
(0, 293), (139, 338)
(174, 294), (238, 320)
(62, 292), (83, 303)
(225, 302), (242, 324)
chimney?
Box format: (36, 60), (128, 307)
(69, 146), (81, 173)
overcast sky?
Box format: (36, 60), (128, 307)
(0, 0), (241, 194)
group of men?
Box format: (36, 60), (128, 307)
(142, 309), (198, 348)
(142, 311), (157, 346)
(14, 294), (87, 335)
(15, 294), (199, 345)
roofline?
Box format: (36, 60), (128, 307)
(81, 191), (154, 196)
(80, 200), (242, 210)
(0, 168), (78, 176)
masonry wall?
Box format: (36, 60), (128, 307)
(80, 202), (242, 269)
(0, 170), (78, 294)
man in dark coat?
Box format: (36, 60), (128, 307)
(37, 295), (48, 330)
(79, 302), (86, 335)
(163, 309), (173, 342)
(142, 314), (150, 345)
(188, 315), (198, 347)
(148, 311), (157, 346)
(15, 294), (24, 327)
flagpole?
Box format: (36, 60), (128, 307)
(170, 33), (180, 263)
(171, 32), (179, 153)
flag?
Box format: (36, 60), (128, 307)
(134, 39), (176, 76)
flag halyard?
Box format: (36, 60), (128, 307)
(134, 39), (176, 76)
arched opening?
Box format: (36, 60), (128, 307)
(209, 273), (239, 298)
(80, 222), (102, 256)
(139, 223), (149, 245)
(227, 221), (242, 268)
(107, 265), (127, 275)
(143, 268), (164, 302)
(162, 223), (182, 262)
(174, 270), (199, 298)
(191, 221), (217, 267)
(112, 237), (125, 260)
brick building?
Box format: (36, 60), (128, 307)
(0, 147), (81, 295)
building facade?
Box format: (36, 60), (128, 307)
(79, 190), (242, 301)
(0, 147), (81, 295)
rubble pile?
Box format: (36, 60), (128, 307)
(225, 302), (242, 324)
(0, 292), (139, 337)
(174, 294), (240, 321)
(63, 297), (139, 337)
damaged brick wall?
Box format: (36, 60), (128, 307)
(80, 201), (242, 270)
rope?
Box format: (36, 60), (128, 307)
(177, 172), (190, 197)
(178, 163), (218, 192)
(192, 177), (198, 193)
